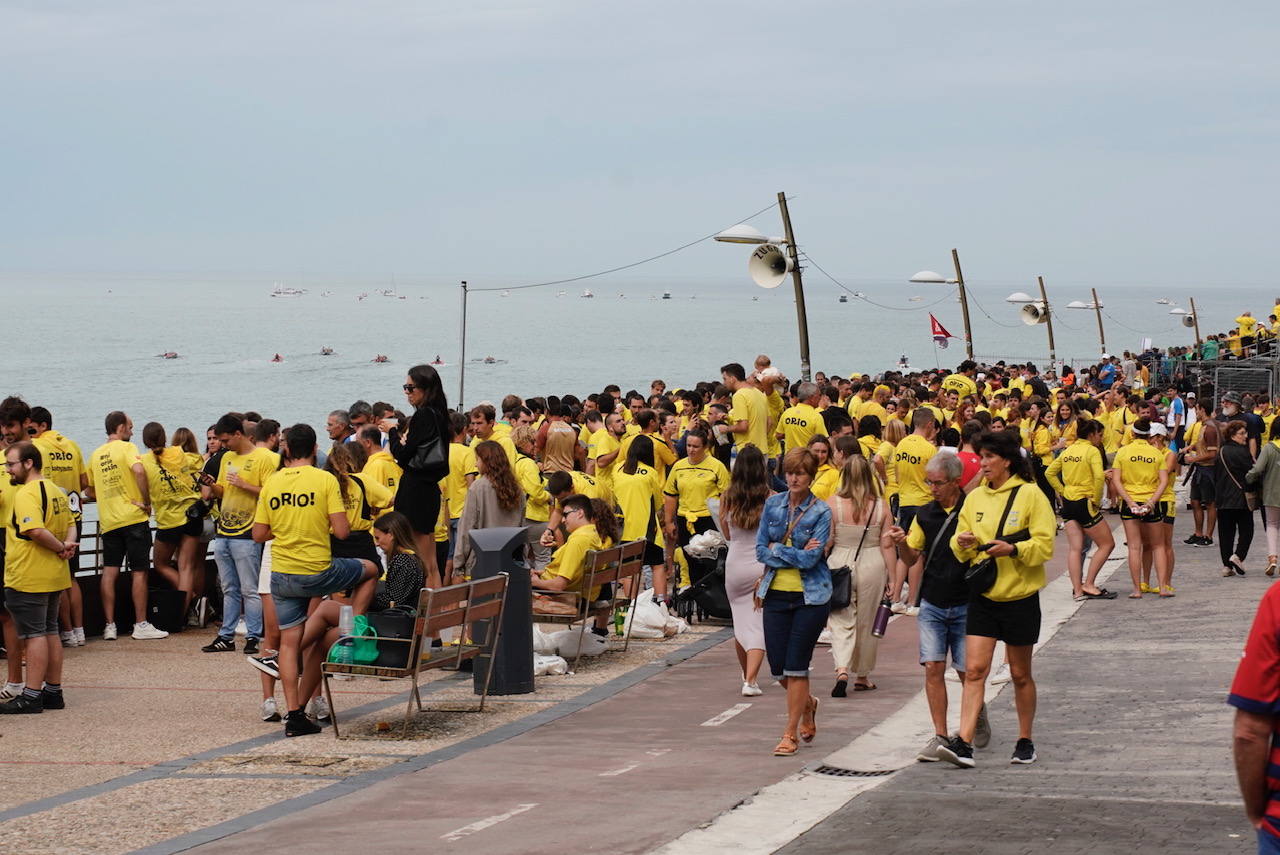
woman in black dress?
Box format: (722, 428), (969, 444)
(381, 364), (450, 588)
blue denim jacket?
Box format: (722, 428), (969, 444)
(754, 491), (832, 606)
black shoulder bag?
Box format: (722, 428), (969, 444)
(406, 412), (447, 478)
(829, 497), (874, 611)
(964, 485), (1023, 594)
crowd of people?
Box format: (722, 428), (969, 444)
(1, 347), (1278, 767)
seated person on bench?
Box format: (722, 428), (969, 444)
(534, 494), (616, 623)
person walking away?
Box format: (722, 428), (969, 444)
(85, 411), (168, 641)
(887, 453), (991, 759)
(891, 409), (939, 615)
(0, 442), (76, 713)
(1219, 420), (1258, 578)
(825, 454), (894, 697)
(452, 440), (527, 580)
(1247, 420), (1280, 577)
(382, 365), (452, 589)
(1044, 419), (1116, 599)
(755, 448), (832, 757)
(941, 429), (1055, 768)
(719, 446), (770, 697)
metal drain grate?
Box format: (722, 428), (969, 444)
(812, 765), (895, 778)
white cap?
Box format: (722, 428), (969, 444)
(1150, 423), (1169, 437)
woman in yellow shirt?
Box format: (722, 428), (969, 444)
(141, 422), (205, 613)
(613, 435), (668, 596)
(1051, 400), (1078, 455)
(1108, 418), (1172, 598)
(1143, 424), (1179, 594)
(808, 436), (840, 500)
(1044, 419), (1115, 599)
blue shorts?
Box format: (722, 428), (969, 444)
(763, 590), (831, 679)
(897, 504), (922, 533)
(918, 598), (967, 670)
(270, 559), (368, 629)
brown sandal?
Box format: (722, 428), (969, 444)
(800, 696), (819, 742)
(773, 734), (799, 756)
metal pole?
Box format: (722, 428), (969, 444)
(951, 249), (975, 360)
(1091, 287), (1107, 357)
(776, 191), (812, 382)
(1190, 296), (1203, 347)
(1037, 276), (1057, 368)
(458, 280), (468, 412)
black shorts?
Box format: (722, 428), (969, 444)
(1060, 497), (1102, 528)
(967, 591), (1040, 647)
(643, 540), (665, 567)
(1120, 501), (1167, 523)
(1189, 468), (1216, 504)
(897, 504), (922, 532)
(156, 516), (204, 545)
(102, 521), (153, 569)
(331, 529), (381, 565)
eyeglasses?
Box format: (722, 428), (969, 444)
(3, 461), (22, 469)
(924, 479), (952, 487)
(402, 384), (418, 393)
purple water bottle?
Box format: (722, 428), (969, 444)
(871, 597), (893, 638)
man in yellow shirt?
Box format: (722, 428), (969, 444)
(941, 360), (980, 401)
(358, 425), (402, 499)
(469, 404), (517, 467)
(587, 411), (625, 493)
(438, 412), (477, 581)
(534, 494), (603, 601)
(721, 362), (770, 454)
(846, 381), (874, 421)
(778, 382), (828, 452)
(512, 425), (553, 570)
(253, 423), (378, 737)
(27, 406), (89, 648)
(86, 411), (168, 642)
(891, 409), (939, 615)
(1, 441), (76, 714)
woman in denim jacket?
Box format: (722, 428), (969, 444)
(755, 447), (833, 756)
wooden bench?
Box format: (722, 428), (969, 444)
(532, 539), (646, 672)
(321, 573), (510, 739)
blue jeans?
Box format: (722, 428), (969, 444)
(763, 590), (830, 679)
(917, 599), (968, 670)
(271, 559), (368, 629)
(213, 537), (263, 640)
(1260, 828), (1280, 855)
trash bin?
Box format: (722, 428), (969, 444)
(467, 526), (534, 696)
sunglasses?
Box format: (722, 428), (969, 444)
(402, 384), (418, 393)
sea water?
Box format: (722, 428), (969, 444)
(0, 271), (1264, 456)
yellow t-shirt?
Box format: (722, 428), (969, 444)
(860, 401), (890, 429)
(614, 462), (663, 544)
(1238, 315), (1259, 336)
(541, 523), (604, 597)
(893, 433), (937, 507)
(812, 463), (840, 500)
(32, 431), (85, 522)
(87, 439), (148, 534)
(439, 443), (477, 520)
(142, 447), (202, 530)
(569, 470), (605, 502)
(361, 449), (403, 498)
(339, 473), (392, 533)
(588, 428), (622, 491)
(254, 465), (345, 575)
(941, 373), (978, 400)
(515, 453), (550, 523)
(858, 435), (880, 460)
(215, 447), (280, 538)
(5, 479), (73, 592)
(663, 455), (730, 520)
(1045, 440), (1104, 503)
(778, 403), (828, 452)
(846, 395), (870, 421)
(1114, 439), (1165, 503)
(877, 440), (899, 497)
(729, 386), (770, 451)
(765, 389), (785, 458)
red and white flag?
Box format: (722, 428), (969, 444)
(930, 314), (955, 348)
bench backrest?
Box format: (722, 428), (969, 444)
(417, 574), (509, 638)
(583, 539), (646, 591)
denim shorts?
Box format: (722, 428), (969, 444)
(270, 558), (368, 629)
(918, 598), (967, 670)
(762, 590), (831, 679)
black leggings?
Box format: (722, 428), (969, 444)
(1218, 508), (1255, 566)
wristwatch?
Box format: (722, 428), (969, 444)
(1009, 544), (1019, 558)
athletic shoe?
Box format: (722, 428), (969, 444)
(0, 684), (23, 701)
(974, 704), (992, 749)
(1231, 556), (1248, 576)
(889, 601), (908, 615)
(1223, 566), (1236, 578)
(904, 606), (920, 617)
(990, 664), (1011, 685)
(1183, 534), (1200, 545)
(260, 697), (281, 722)
(916, 734), (948, 762)
(1010, 737), (1037, 764)
(40, 690), (65, 710)
(248, 653), (279, 678)
(243, 637), (260, 656)
(61, 631), (74, 647)
(132, 621), (169, 640)
(0, 694), (43, 714)
(936, 736), (975, 768)
(102, 622), (118, 641)
(815, 628), (833, 645)
(308, 696), (331, 721)
(202, 636), (236, 653)
(741, 681), (763, 697)
(1201, 537), (1214, 548)
(285, 710), (321, 737)
(72, 628), (86, 647)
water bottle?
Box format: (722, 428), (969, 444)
(871, 597), (893, 639)
(332, 604), (356, 664)
(614, 604), (628, 637)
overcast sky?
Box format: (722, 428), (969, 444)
(2, 1), (1276, 287)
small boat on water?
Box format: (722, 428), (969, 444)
(501, 290), (511, 297)
(271, 353), (284, 362)
(581, 289), (594, 298)
(158, 351), (180, 359)
(896, 355), (912, 372)
(752, 296), (759, 302)
(1155, 297), (1171, 305)
(430, 355), (446, 366)
(557, 290), (567, 298)
(372, 354), (390, 363)
(320, 347), (335, 356)
(483, 356), (497, 364)
(270, 284), (306, 298)
(838, 294), (848, 303)
(908, 295), (923, 302)
(662, 290), (672, 300)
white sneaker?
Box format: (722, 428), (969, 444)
(131, 621), (169, 640)
(816, 628), (833, 646)
(260, 697), (281, 722)
(234, 619), (248, 636)
(102, 622), (118, 641)
(741, 681), (763, 697)
(60, 631), (74, 647)
(73, 628), (86, 647)
(990, 664), (1011, 685)
(904, 606), (920, 617)
(0, 683), (23, 701)
(890, 601), (908, 615)
(307, 696), (331, 721)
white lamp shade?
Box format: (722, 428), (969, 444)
(1169, 307), (1188, 315)
(1005, 291), (1035, 303)
(909, 270), (948, 283)
(715, 224), (772, 245)
(1065, 300), (1090, 309)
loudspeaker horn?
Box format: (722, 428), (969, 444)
(1182, 314), (1197, 328)
(749, 243), (793, 289)
(1020, 302), (1048, 325)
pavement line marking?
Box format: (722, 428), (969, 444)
(646, 748), (672, 757)
(440, 803), (538, 842)
(701, 703), (752, 727)
(598, 763), (640, 777)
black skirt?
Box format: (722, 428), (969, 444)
(395, 474), (443, 535)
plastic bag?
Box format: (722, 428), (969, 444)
(550, 628), (607, 658)
(532, 624), (558, 655)
(534, 653), (568, 676)
(625, 589), (689, 639)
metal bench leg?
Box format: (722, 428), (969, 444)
(322, 673), (340, 739)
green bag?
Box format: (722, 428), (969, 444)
(326, 615), (380, 665)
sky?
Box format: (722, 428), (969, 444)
(2, 1), (1277, 289)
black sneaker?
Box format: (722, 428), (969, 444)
(936, 736), (975, 768)
(0, 694), (43, 714)
(1201, 537), (1214, 548)
(1010, 737), (1037, 764)
(247, 653), (280, 679)
(285, 710), (321, 737)
(1184, 534), (1201, 545)
(201, 636), (235, 653)
(243, 637), (260, 656)
(40, 690), (66, 710)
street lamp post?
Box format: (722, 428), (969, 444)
(909, 249), (974, 359)
(1006, 277), (1057, 368)
(715, 191), (812, 381)
(1066, 289), (1107, 358)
